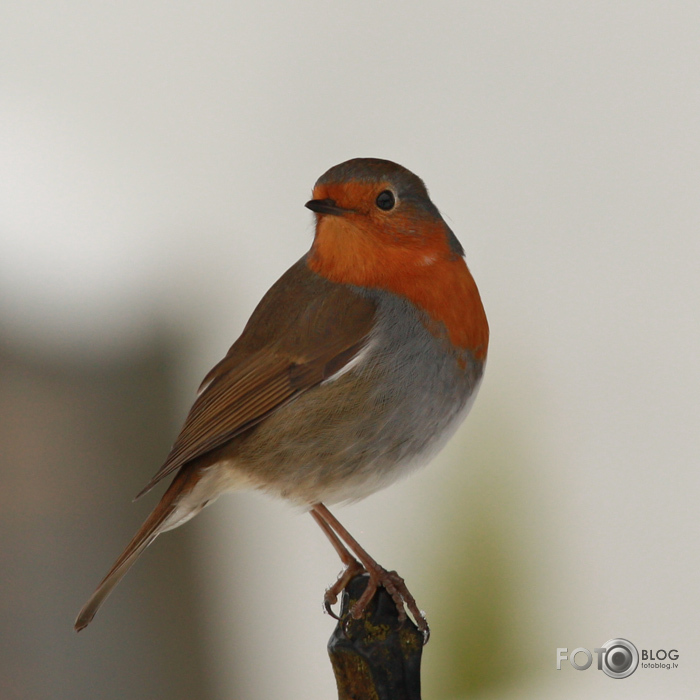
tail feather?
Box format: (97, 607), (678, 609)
(74, 467), (197, 632)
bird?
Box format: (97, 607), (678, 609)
(74, 157), (489, 636)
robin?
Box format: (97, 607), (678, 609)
(74, 158), (489, 637)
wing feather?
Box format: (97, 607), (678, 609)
(136, 260), (377, 499)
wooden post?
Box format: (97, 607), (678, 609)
(328, 574), (424, 700)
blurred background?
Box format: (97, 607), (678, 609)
(1, 2), (698, 698)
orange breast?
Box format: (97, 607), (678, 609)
(308, 216), (489, 360)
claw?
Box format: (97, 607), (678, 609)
(419, 614), (431, 644)
(324, 599), (341, 620)
(323, 589), (341, 620)
(323, 559), (366, 621)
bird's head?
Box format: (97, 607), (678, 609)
(306, 158), (464, 284)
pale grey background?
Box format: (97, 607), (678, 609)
(1, 2), (698, 698)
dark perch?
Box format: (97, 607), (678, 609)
(328, 574), (424, 700)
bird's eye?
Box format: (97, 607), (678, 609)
(375, 190), (395, 211)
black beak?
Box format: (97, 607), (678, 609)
(305, 198), (347, 216)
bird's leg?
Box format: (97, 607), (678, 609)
(310, 509), (364, 618)
(310, 502), (429, 640)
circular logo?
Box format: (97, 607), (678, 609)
(601, 638), (639, 679)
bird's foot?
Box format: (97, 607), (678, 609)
(350, 565), (430, 643)
(324, 559), (365, 619)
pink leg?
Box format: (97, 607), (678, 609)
(310, 509), (364, 618)
(310, 503), (429, 639)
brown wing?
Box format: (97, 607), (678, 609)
(135, 257), (376, 498)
